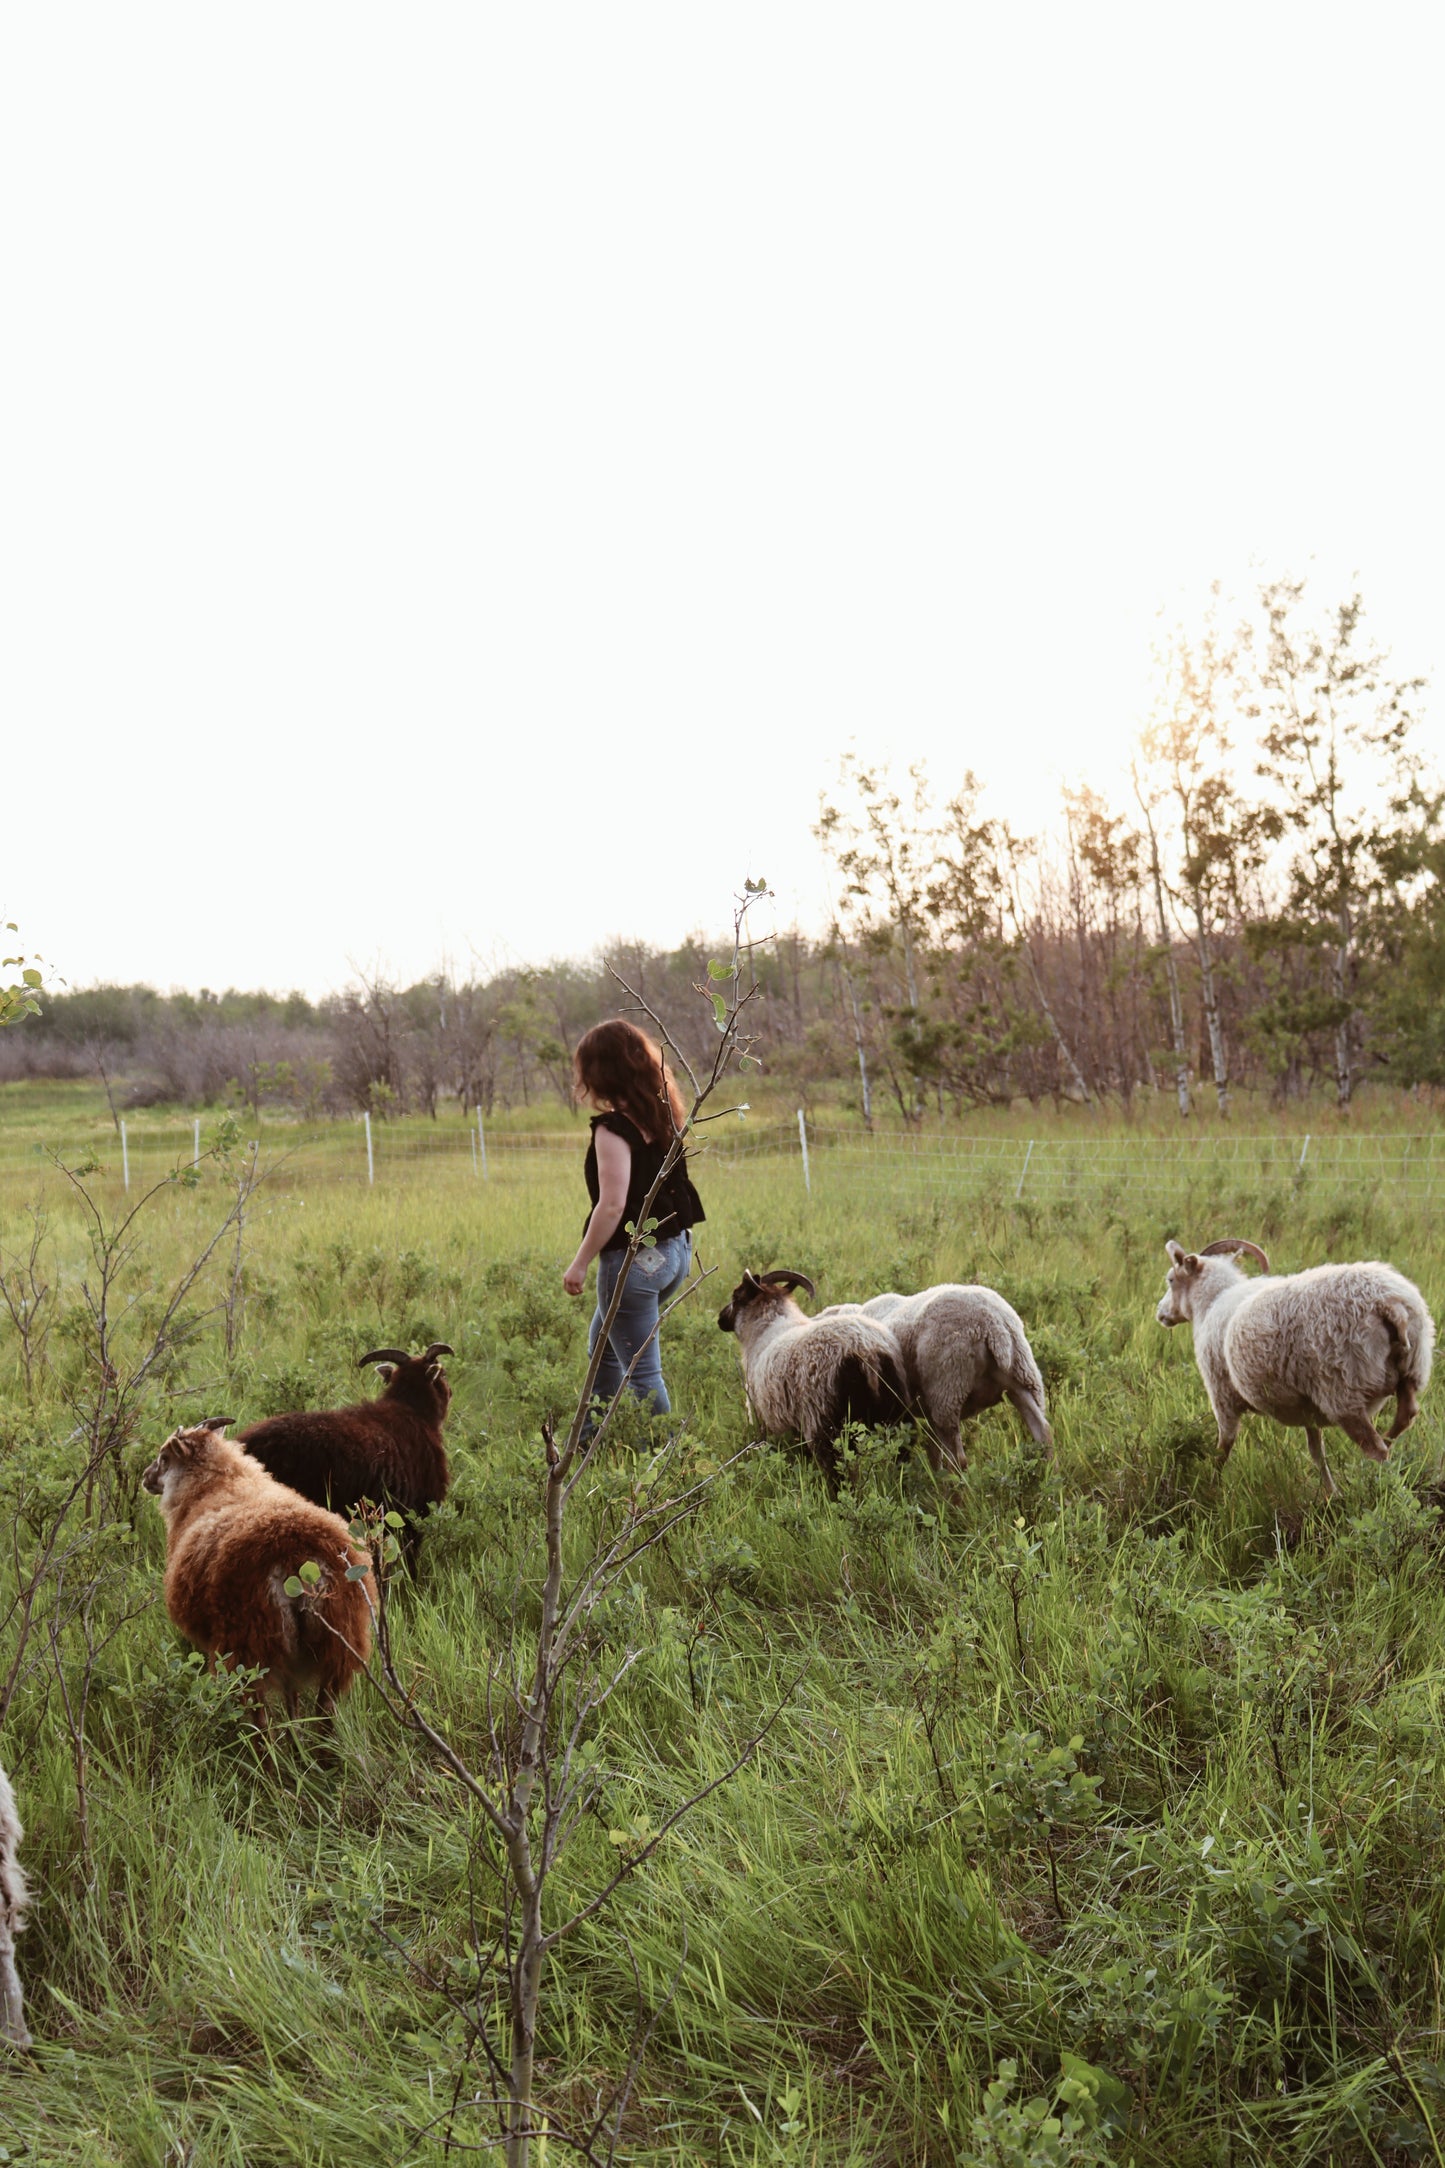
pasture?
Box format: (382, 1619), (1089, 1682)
(3, 1088), (1445, 2165)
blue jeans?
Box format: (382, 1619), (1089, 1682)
(587, 1230), (693, 1416)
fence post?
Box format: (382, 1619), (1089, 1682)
(1298, 1133), (1311, 1172)
(1015, 1138), (1034, 1200)
(470, 1131), (477, 1175)
(798, 1108), (811, 1195)
(121, 1119), (130, 1192)
(193, 1117), (201, 1168)
(477, 1107), (488, 1180)
(364, 1111), (374, 1186)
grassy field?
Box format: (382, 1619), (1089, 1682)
(3, 1082), (1445, 2165)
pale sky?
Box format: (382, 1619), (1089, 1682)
(3, 5), (1441, 997)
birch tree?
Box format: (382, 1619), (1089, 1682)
(1248, 579), (1426, 1109)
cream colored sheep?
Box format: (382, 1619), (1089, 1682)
(818, 1284), (1052, 1471)
(1156, 1237), (1435, 1495)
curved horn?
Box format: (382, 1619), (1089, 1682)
(357, 1346), (410, 1369)
(422, 1342), (455, 1363)
(1200, 1239), (1270, 1272)
(759, 1269), (817, 1298)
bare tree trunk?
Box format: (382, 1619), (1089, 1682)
(1016, 919), (1092, 1105)
(1136, 788), (1190, 1118)
(837, 950), (873, 1128)
(1189, 891), (1229, 1116)
(1333, 907), (1353, 1108)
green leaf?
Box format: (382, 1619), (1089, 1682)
(710, 991), (728, 1031)
(298, 1559), (322, 1586)
(707, 958), (733, 980)
(344, 1562), (370, 1582)
(384, 1511), (405, 1530)
(283, 1575), (304, 1597)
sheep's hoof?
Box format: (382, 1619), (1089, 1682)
(1359, 1438), (1391, 1464)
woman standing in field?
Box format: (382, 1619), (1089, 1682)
(563, 1019), (704, 1417)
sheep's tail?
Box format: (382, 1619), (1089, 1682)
(989, 1309), (1045, 1399)
(273, 1547), (375, 1674)
(1383, 1294), (1435, 1392)
(990, 1309), (1053, 1452)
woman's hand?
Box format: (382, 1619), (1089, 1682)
(563, 1256), (588, 1297)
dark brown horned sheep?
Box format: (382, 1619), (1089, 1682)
(142, 1423), (375, 1727)
(236, 1343), (454, 1557)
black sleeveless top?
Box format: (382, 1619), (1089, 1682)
(583, 1111), (705, 1253)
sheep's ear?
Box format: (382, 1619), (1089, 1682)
(1165, 1239), (1186, 1264)
(742, 1271), (763, 1292)
(199, 1415), (235, 1433)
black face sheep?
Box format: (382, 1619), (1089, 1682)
(236, 1342), (454, 1555)
(142, 1422), (375, 1726)
(0, 1760), (30, 2049)
(817, 1284), (1053, 1471)
(717, 1268), (908, 1487)
(1156, 1237), (1436, 1496)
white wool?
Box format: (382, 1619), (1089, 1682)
(1157, 1242), (1435, 1492)
(0, 1759), (32, 2049)
(817, 1283), (1053, 1465)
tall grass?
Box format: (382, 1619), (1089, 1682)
(2, 1089), (1444, 2164)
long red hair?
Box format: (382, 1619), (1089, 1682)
(573, 1020), (685, 1147)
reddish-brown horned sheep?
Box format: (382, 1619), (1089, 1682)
(0, 1760), (30, 2049)
(1156, 1237), (1436, 1495)
(237, 1343), (454, 1557)
(142, 1422), (375, 1726)
(717, 1269), (908, 1487)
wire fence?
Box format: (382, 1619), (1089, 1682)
(1, 1109), (1443, 1209)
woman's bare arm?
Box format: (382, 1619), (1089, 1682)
(563, 1126), (631, 1295)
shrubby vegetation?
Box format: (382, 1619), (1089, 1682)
(5, 578), (1441, 1128)
(2, 1129), (1445, 2163)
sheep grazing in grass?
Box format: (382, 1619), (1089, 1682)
(0, 1761), (31, 2049)
(237, 1342), (454, 1558)
(717, 1269), (908, 1486)
(142, 1423), (375, 1726)
(818, 1284), (1053, 1472)
(1156, 1237), (1436, 1496)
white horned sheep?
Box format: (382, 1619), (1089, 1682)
(1156, 1236), (1435, 1496)
(817, 1284), (1053, 1471)
(717, 1269), (908, 1487)
(0, 1759), (31, 2049)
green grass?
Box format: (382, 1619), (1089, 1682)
(3, 1085), (1445, 2164)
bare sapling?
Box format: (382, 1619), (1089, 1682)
(353, 884), (804, 2168)
(0, 1122), (270, 1877)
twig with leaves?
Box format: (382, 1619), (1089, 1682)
(352, 884), (798, 2168)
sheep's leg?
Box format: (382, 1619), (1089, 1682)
(1305, 1427), (1338, 1499)
(920, 1417), (967, 1475)
(807, 1437), (842, 1496)
(1214, 1411), (1242, 1466)
(282, 1681), (300, 1723)
(1338, 1410), (1391, 1464)
(1007, 1385), (1053, 1453)
(0, 1930), (30, 2050)
(1389, 1380), (1420, 1440)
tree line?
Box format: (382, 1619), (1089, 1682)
(4, 578), (1439, 1124)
